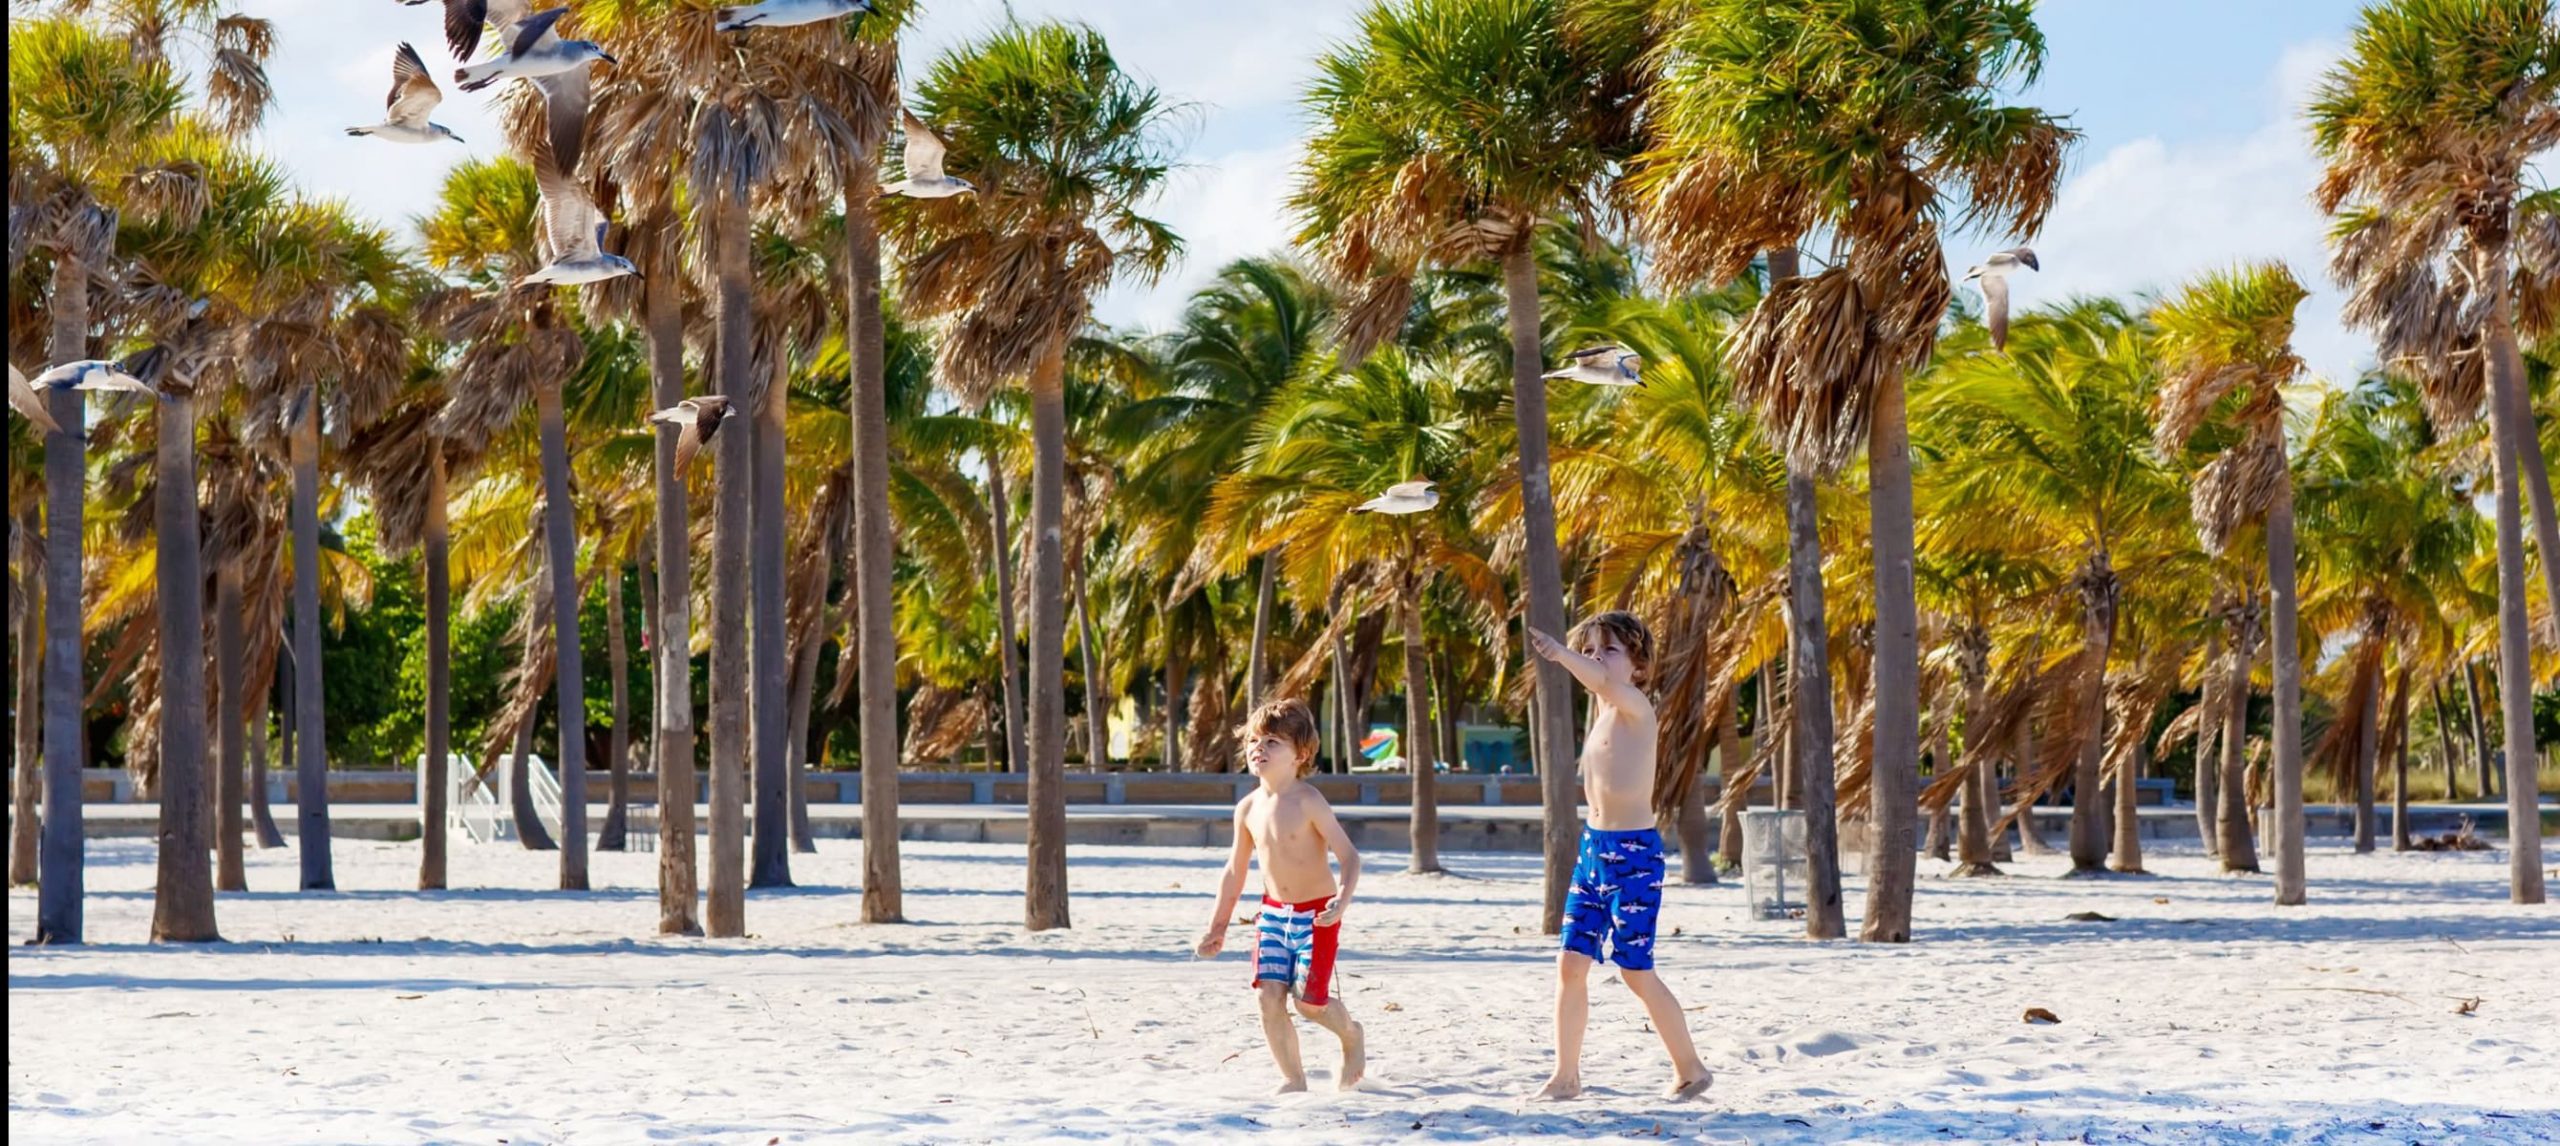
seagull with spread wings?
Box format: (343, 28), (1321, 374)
(1540, 344), (1643, 387)
(31, 357), (160, 398)
(715, 0), (872, 32)
(881, 110), (977, 199)
(455, 7), (614, 94)
(1353, 479), (1440, 516)
(1963, 247), (2040, 352)
(347, 43), (463, 144)
(649, 396), (734, 471)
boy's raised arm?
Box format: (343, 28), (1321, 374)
(1528, 625), (1649, 714)
(1310, 801), (1360, 927)
(1198, 802), (1255, 958)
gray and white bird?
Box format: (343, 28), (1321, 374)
(455, 8), (614, 94)
(32, 357), (159, 398)
(8, 363), (64, 434)
(1962, 247), (2040, 351)
(519, 166), (637, 287)
(882, 110), (976, 199)
(1353, 479), (1439, 516)
(715, 0), (872, 32)
(649, 396), (733, 470)
(347, 43), (463, 144)
(1541, 344), (1643, 387)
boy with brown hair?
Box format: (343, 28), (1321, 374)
(1196, 697), (1369, 1093)
(1527, 610), (1713, 1101)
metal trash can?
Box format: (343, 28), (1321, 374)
(1739, 809), (1808, 921)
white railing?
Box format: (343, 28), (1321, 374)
(440, 752), (555, 845)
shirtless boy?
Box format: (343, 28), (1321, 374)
(1528, 611), (1713, 1101)
(1196, 697), (1369, 1094)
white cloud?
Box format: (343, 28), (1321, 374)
(1091, 143), (1303, 331)
(1957, 39), (2370, 384)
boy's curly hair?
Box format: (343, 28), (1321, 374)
(1237, 697), (1322, 776)
(1567, 610), (1654, 688)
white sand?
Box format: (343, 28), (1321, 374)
(10, 831), (2556, 1144)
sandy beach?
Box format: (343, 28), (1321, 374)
(10, 834), (2555, 1144)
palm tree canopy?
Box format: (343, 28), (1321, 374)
(885, 20), (1184, 403)
(1292, 0), (1635, 357)
(2153, 260), (2312, 553)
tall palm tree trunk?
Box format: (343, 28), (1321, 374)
(2353, 651), (2380, 855)
(37, 251), (88, 943)
(2429, 678), (2461, 800)
(1330, 594), (1357, 772)
(1500, 244), (1579, 935)
(534, 378), (591, 891)
(1716, 689), (1746, 870)
(1677, 705), (1720, 883)
(2491, 326), (2560, 626)
(2069, 556), (2118, 875)
(1863, 370), (1922, 941)
(1401, 584), (1441, 874)
(1025, 337), (1072, 931)
(2461, 660), (2494, 799)
(2111, 715), (2146, 875)
(1246, 551), (1276, 715)
(214, 565), (247, 892)
(251, 670), (285, 848)
(2390, 667), (2413, 852)
(599, 567), (631, 852)
(508, 718), (553, 849)
(987, 454), (1027, 774)
(2483, 290), (2547, 903)
(1924, 694), (1953, 863)
(749, 363), (792, 890)
(1076, 565), (1108, 770)
(1787, 469), (1846, 940)
(421, 447), (450, 890)
(2265, 477), (2308, 906)
(845, 176), (901, 920)
(1164, 643), (1188, 772)
(12, 507), (42, 887)
(2195, 624), (2224, 854)
(707, 199), (755, 937)
(150, 392), (217, 942)
(2217, 599), (2261, 872)
(1954, 656), (1999, 876)
(289, 393), (333, 891)
(645, 258), (699, 936)
(784, 605), (822, 854)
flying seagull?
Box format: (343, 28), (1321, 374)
(882, 110), (976, 199)
(649, 396), (733, 470)
(32, 357), (160, 398)
(347, 43), (463, 144)
(528, 61), (593, 175)
(402, 0), (521, 64)
(715, 0), (873, 32)
(520, 165), (638, 288)
(1962, 247), (2040, 352)
(1541, 344), (1643, 387)
(9, 363), (63, 434)
(455, 7), (614, 94)
(1353, 479), (1439, 516)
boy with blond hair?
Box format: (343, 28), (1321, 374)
(1196, 697), (1368, 1093)
(1528, 610), (1713, 1101)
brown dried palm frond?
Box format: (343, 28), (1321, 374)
(1650, 522), (1737, 822)
(902, 683), (988, 767)
(1725, 224), (1951, 475)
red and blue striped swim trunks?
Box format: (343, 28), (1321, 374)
(1250, 893), (1340, 1005)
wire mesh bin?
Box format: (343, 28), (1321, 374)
(1740, 809), (1809, 921)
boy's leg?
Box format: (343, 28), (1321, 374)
(1621, 969), (1713, 1099)
(1259, 981), (1309, 1093)
(1534, 951), (1594, 1100)
(1291, 996), (1366, 1090)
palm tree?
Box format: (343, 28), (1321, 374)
(10, 14), (190, 943)
(2154, 262), (2315, 905)
(419, 156), (596, 892)
(884, 20), (1182, 930)
(1295, 0), (1641, 931)
(1206, 346), (1502, 871)
(2311, 0), (2554, 903)
(1629, 0), (2076, 941)
(1919, 302), (2186, 873)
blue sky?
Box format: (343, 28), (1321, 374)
(242, 0), (2377, 379)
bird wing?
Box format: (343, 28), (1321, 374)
(900, 110), (949, 184)
(1566, 343), (1622, 362)
(9, 363), (62, 433)
(533, 147), (600, 260)
(529, 65), (591, 176)
(443, 0), (504, 61)
(1979, 272), (2011, 350)
(509, 5), (568, 57)
(649, 403), (697, 426)
(387, 42), (444, 126)
(1383, 479), (1434, 499)
(675, 421), (706, 470)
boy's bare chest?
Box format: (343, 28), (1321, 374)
(1246, 800), (1318, 855)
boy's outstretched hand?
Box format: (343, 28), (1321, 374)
(1527, 626), (1568, 664)
(1313, 899), (1347, 928)
(1196, 922), (1228, 959)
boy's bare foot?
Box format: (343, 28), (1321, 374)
(1337, 1021), (1367, 1091)
(1667, 1071), (1714, 1100)
(1271, 1078), (1309, 1096)
(1532, 1073), (1582, 1101)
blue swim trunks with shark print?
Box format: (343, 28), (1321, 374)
(1561, 826), (1666, 971)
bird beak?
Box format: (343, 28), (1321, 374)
(450, 134), (466, 143)
(599, 51), (620, 66)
